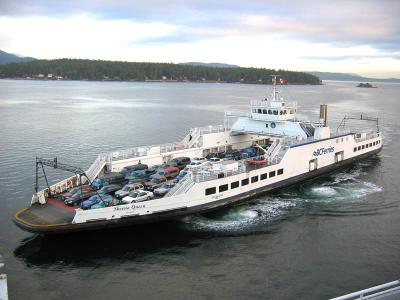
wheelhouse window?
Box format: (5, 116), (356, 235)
(260, 173), (268, 180)
(277, 169), (284, 175)
(231, 181), (239, 189)
(269, 171), (276, 178)
(241, 178), (249, 186)
(219, 184), (228, 192)
(205, 187), (216, 196)
(251, 176), (259, 183)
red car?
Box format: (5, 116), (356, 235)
(164, 167), (180, 178)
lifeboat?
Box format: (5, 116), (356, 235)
(247, 156), (268, 166)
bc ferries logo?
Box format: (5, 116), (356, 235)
(313, 147), (334, 156)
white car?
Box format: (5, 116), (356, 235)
(115, 183), (144, 199)
(192, 157), (207, 164)
(121, 190), (154, 203)
(208, 157), (221, 163)
(186, 159), (209, 170)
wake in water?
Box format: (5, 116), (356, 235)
(182, 159), (383, 233)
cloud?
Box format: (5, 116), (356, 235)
(0, 14), (178, 59)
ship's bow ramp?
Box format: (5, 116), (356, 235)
(14, 199), (75, 230)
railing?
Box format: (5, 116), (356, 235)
(354, 131), (380, 143)
(100, 142), (187, 162)
(100, 124), (228, 162)
(330, 279), (400, 300)
(251, 100), (297, 109)
(189, 158), (283, 183)
(198, 124), (229, 135)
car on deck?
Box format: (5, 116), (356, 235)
(97, 184), (122, 195)
(60, 185), (92, 200)
(81, 194), (113, 210)
(119, 163), (148, 175)
(153, 181), (176, 196)
(143, 177), (166, 191)
(125, 169), (156, 182)
(115, 183), (144, 199)
(121, 190), (154, 204)
(170, 157), (191, 170)
(175, 170), (188, 182)
(64, 189), (95, 206)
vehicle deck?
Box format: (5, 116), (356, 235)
(14, 198), (75, 228)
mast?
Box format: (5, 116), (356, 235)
(270, 74), (279, 101)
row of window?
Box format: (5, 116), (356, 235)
(353, 140), (381, 152)
(252, 108), (296, 115)
(336, 136), (349, 143)
(205, 168), (284, 196)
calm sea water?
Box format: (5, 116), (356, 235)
(0, 79), (399, 300)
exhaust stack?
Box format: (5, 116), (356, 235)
(320, 104), (328, 127)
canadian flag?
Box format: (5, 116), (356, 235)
(279, 78), (286, 84)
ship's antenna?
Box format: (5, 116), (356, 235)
(270, 74), (279, 101)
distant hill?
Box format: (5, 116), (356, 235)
(0, 50), (36, 65)
(180, 62), (240, 68)
(307, 71), (400, 83)
(0, 58), (321, 84)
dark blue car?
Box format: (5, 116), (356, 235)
(81, 194), (113, 210)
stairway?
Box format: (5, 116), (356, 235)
(86, 156), (107, 182)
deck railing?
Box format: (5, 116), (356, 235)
(99, 124), (228, 162)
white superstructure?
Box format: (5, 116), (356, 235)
(16, 77), (383, 234)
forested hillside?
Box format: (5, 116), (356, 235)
(0, 59), (321, 84)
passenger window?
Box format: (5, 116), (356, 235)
(251, 176), (258, 183)
(260, 173), (268, 180)
(241, 178), (249, 186)
(231, 181), (239, 189)
(269, 171), (276, 177)
(277, 169), (283, 175)
(205, 187), (216, 196)
(219, 184), (228, 192)
(353, 147), (357, 152)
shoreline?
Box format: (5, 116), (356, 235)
(0, 77), (322, 85)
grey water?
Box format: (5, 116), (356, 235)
(0, 79), (399, 300)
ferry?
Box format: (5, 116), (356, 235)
(13, 77), (383, 234)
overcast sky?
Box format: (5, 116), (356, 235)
(0, 0), (399, 78)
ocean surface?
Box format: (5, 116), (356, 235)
(0, 79), (399, 300)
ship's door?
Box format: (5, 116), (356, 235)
(309, 158), (318, 171)
(335, 151), (344, 163)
